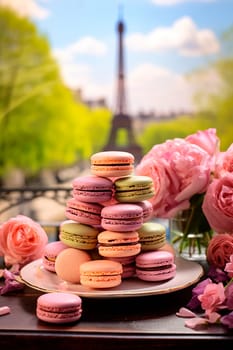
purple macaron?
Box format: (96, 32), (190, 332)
(42, 241), (68, 272)
(101, 203), (143, 232)
(136, 251), (176, 282)
(66, 198), (103, 226)
(36, 292), (82, 324)
(72, 175), (113, 203)
(135, 200), (153, 222)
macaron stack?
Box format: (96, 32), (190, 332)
(36, 151), (177, 325)
(42, 150), (176, 289)
(90, 152), (153, 279)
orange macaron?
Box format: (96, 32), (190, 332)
(80, 259), (123, 288)
(90, 151), (134, 177)
(98, 230), (141, 258)
(55, 247), (91, 284)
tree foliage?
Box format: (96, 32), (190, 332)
(0, 7), (111, 180)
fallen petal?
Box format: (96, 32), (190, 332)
(208, 312), (221, 323)
(0, 306), (11, 316)
(185, 317), (208, 329)
(176, 307), (197, 318)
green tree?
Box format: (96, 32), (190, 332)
(0, 7), (111, 181)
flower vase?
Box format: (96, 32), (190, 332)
(169, 203), (213, 261)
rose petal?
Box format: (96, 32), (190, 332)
(185, 317), (209, 329)
(176, 307), (197, 318)
(208, 311), (221, 323)
(0, 306), (10, 316)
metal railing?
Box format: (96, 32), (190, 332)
(0, 186), (72, 240)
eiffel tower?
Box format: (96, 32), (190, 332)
(103, 16), (142, 164)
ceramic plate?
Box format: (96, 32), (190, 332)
(19, 257), (204, 299)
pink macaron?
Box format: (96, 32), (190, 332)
(135, 251), (176, 282)
(36, 292), (82, 324)
(105, 256), (136, 279)
(66, 197), (103, 226)
(135, 200), (153, 222)
(72, 175), (113, 203)
(101, 203), (143, 232)
(42, 241), (68, 272)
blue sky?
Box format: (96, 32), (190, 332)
(1, 0), (233, 114)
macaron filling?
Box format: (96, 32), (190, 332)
(67, 205), (101, 218)
(136, 264), (173, 271)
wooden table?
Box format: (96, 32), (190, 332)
(0, 275), (233, 350)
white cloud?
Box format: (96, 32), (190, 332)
(188, 67), (222, 106)
(0, 0), (49, 19)
(59, 59), (113, 104)
(53, 37), (107, 63)
(127, 63), (195, 114)
(65, 37), (107, 56)
(53, 48), (92, 89)
(126, 16), (220, 56)
(58, 61), (91, 89)
(53, 37), (108, 97)
(53, 40), (111, 101)
(56, 57), (195, 115)
(151, 0), (215, 5)
(53, 48), (221, 116)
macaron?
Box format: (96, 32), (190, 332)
(59, 220), (99, 250)
(98, 230), (141, 258)
(135, 251), (176, 282)
(105, 256), (136, 279)
(72, 175), (113, 203)
(55, 247), (91, 283)
(101, 203), (143, 232)
(80, 259), (123, 288)
(135, 200), (153, 222)
(158, 241), (176, 257)
(36, 292), (82, 324)
(138, 222), (166, 251)
(42, 241), (68, 272)
(90, 151), (134, 177)
(114, 175), (155, 203)
(66, 198), (103, 226)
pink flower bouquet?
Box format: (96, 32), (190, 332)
(136, 128), (219, 219)
(136, 128), (233, 258)
(136, 128), (221, 258)
(136, 127), (233, 330)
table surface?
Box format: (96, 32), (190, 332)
(0, 261), (233, 350)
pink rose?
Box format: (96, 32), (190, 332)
(202, 174), (233, 233)
(206, 233), (233, 269)
(224, 254), (233, 278)
(215, 143), (233, 178)
(0, 215), (48, 267)
(136, 138), (211, 218)
(225, 282), (233, 310)
(185, 128), (220, 170)
(198, 282), (226, 315)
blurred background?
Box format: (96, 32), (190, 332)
(0, 0), (233, 237)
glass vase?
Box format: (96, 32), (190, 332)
(169, 208), (213, 262)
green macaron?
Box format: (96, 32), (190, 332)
(114, 175), (155, 203)
(59, 220), (99, 250)
(138, 222), (166, 251)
